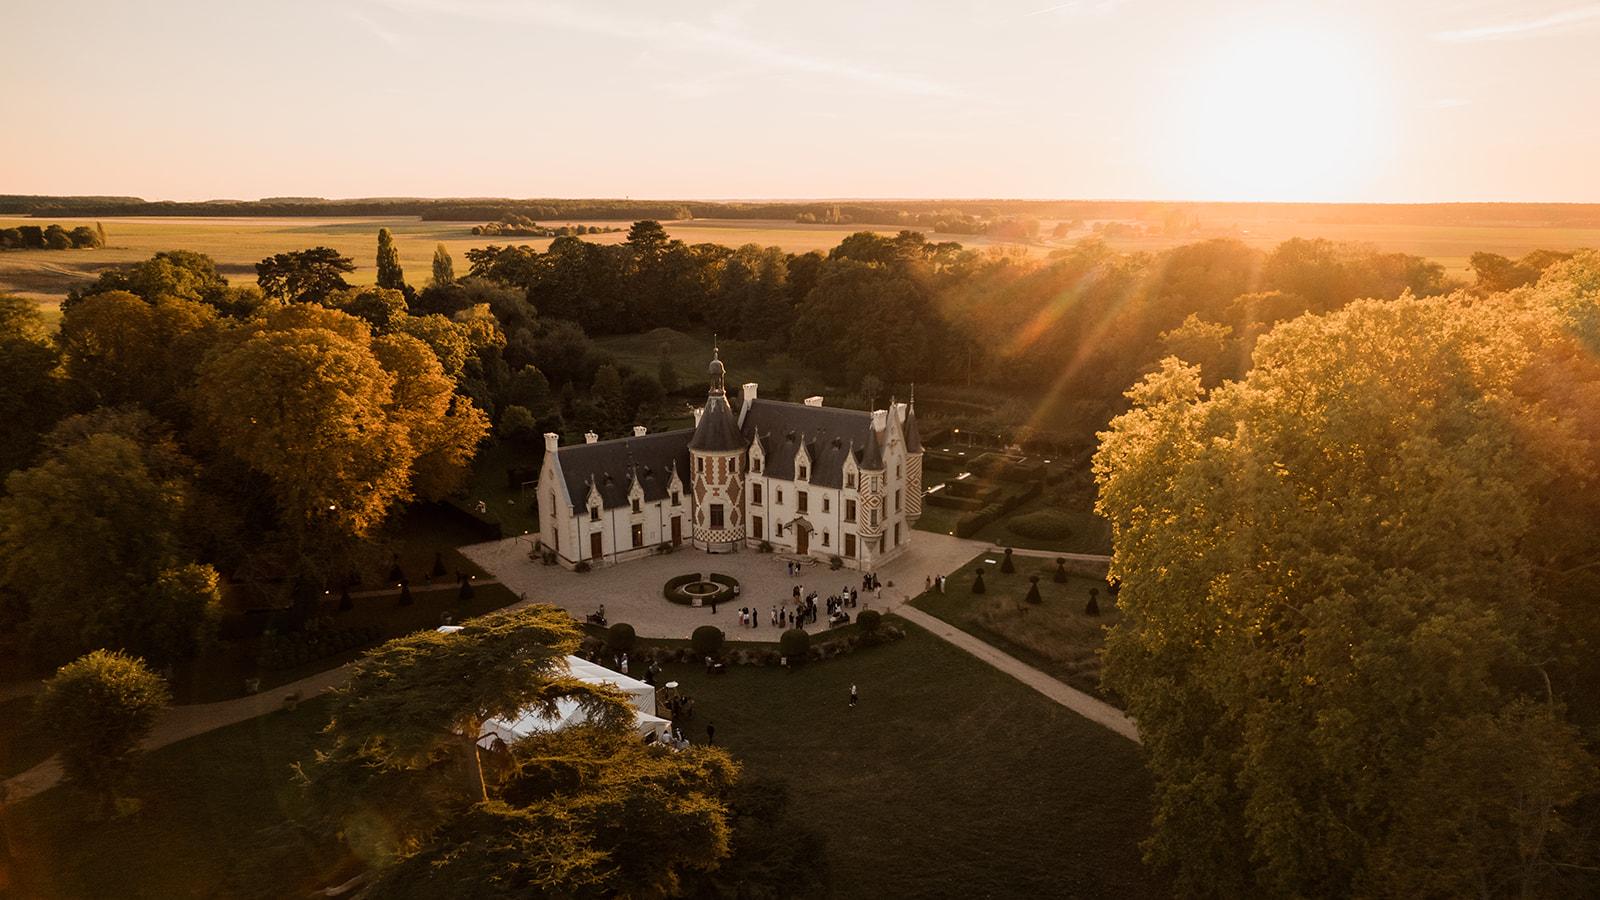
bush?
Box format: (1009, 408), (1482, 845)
(1007, 508), (1076, 540)
(1054, 557), (1068, 583)
(972, 567), (986, 594)
(36, 650), (170, 805)
(857, 609), (882, 633)
(829, 555), (843, 570)
(606, 622), (637, 652)
(780, 628), (811, 662)
(758, 540), (774, 553)
(955, 504), (1003, 538)
(575, 560), (592, 573)
(257, 625), (381, 670)
(1001, 547), (1016, 573)
(691, 625), (725, 656)
(1025, 575), (1042, 604)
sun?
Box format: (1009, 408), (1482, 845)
(1161, 19), (1390, 202)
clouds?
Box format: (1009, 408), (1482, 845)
(364, 0), (968, 99)
(1432, 3), (1600, 42)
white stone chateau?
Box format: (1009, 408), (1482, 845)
(537, 350), (924, 570)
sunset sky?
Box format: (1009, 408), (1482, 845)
(5, 0), (1599, 203)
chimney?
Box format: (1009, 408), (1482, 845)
(584, 431), (599, 444)
(742, 382), (758, 407)
(543, 432), (560, 452)
(693, 407), (704, 426)
(633, 425), (648, 437)
(803, 396), (824, 407)
(871, 409), (887, 431)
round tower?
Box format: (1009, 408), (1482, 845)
(856, 409), (887, 569)
(688, 348), (746, 552)
(902, 391), (925, 526)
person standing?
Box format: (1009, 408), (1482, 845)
(706, 722), (717, 745)
(849, 684), (859, 708)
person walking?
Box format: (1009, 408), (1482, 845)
(849, 684), (859, 708)
(706, 722), (717, 745)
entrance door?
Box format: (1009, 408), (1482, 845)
(796, 527), (809, 555)
(590, 531), (603, 560)
(671, 516), (682, 546)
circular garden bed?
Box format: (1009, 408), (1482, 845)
(663, 572), (739, 606)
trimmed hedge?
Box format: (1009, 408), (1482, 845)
(663, 573), (738, 606)
(691, 625), (725, 656)
(1006, 508), (1076, 540)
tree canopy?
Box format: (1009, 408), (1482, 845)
(36, 649), (170, 808)
(1094, 256), (1600, 897)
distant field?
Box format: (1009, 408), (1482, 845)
(5, 213), (1598, 306)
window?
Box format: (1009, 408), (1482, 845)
(897, 465), (902, 478)
(798, 464), (808, 480)
(845, 533), (856, 556)
(823, 497), (830, 513)
(753, 457), (761, 473)
(631, 498), (641, 514)
(870, 508), (878, 527)
(697, 458), (705, 473)
(752, 484), (762, 504)
(710, 504), (724, 528)
(589, 506), (600, 522)
(846, 473), (856, 489)
(822, 531), (830, 547)
(632, 524), (643, 548)
(894, 523), (901, 546)
(845, 500), (856, 523)
(671, 491), (680, 505)
(776, 488), (784, 504)
(894, 489), (901, 512)
(797, 491), (808, 513)
(753, 515), (763, 537)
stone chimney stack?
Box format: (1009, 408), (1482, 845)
(584, 431), (599, 444)
(742, 382), (758, 407)
(871, 409), (887, 431)
(803, 396), (825, 407)
(693, 407), (704, 426)
(633, 425), (648, 437)
(544, 432), (560, 452)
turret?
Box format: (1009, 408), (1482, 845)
(901, 392), (925, 525)
(688, 346), (746, 552)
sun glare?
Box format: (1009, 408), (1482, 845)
(1163, 20), (1390, 202)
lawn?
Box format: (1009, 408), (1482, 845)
(5, 696), (352, 900)
(653, 619), (1160, 898)
(6, 619), (1160, 899)
(912, 553), (1122, 703)
(0, 694), (53, 780)
(594, 326), (826, 401)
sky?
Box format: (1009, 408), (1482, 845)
(4, 0), (1600, 203)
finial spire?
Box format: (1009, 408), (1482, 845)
(910, 383), (915, 408)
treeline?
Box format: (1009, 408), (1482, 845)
(0, 222), (105, 250)
(471, 215), (623, 237)
(11, 193), (1600, 227)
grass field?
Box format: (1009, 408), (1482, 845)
(5, 620), (1160, 899)
(7, 212), (1597, 307)
(912, 554), (1121, 703)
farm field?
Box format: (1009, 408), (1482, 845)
(7, 212), (1599, 306)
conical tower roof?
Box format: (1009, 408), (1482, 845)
(689, 345), (745, 452)
(903, 400), (923, 454)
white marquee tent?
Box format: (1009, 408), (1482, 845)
(436, 627), (670, 745)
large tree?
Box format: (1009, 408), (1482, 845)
(430, 243), (455, 286)
(376, 228), (406, 291)
(57, 290), (220, 414)
(1095, 267), (1600, 897)
(70, 249), (231, 309)
(255, 247), (355, 304)
(0, 294), (66, 474)
(0, 418), (220, 667)
(36, 650), (170, 813)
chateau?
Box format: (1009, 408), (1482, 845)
(537, 351), (923, 570)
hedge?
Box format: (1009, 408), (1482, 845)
(1006, 508), (1076, 540)
(257, 625), (380, 670)
(663, 572), (738, 605)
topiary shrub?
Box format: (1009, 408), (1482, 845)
(972, 567), (986, 594)
(575, 560), (592, 573)
(1025, 575), (1042, 604)
(1006, 509), (1075, 541)
(829, 555), (843, 570)
(606, 622), (637, 652)
(780, 628), (811, 663)
(1054, 557), (1068, 583)
(1085, 588), (1101, 617)
(857, 609), (882, 634)
(1001, 547), (1016, 573)
(758, 540), (774, 553)
(398, 584), (414, 606)
(692, 625), (725, 656)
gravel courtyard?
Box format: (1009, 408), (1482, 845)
(460, 531), (991, 641)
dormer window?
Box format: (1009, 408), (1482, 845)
(671, 491), (680, 505)
(753, 457), (762, 473)
(589, 506), (600, 522)
(846, 473), (857, 489)
(631, 498), (641, 514)
(798, 464), (808, 481)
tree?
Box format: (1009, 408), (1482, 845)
(1095, 273), (1600, 896)
(304, 607), (634, 850)
(57, 290), (220, 413)
(43, 224), (72, 250)
(255, 247), (355, 304)
(497, 405), (538, 446)
(431, 243), (455, 286)
(376, 228), (406, 291)
(67, 225), (100, 248)
(0, 423), (220, 667)
(590, 364), (625, 429)
(657, 348), (681, 394)
(0, 294), (66, 474)
(372, 333), (491, 501)
(364, 727), (739, 899)
(692, 624), (725, 656)
(71, 250), (230, 309)
(36, 650), (169, 813)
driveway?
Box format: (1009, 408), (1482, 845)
(460, 531), (990, 642)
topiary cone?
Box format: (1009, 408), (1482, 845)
(1025, 574), (1042, 604)
(1053, 557), (1068, 583)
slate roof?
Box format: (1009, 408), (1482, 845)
(740, 399), (881, 487)
(903, 404), (924, 454)
(689, 392), (745, 452)
(556, 430), (691, 512)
